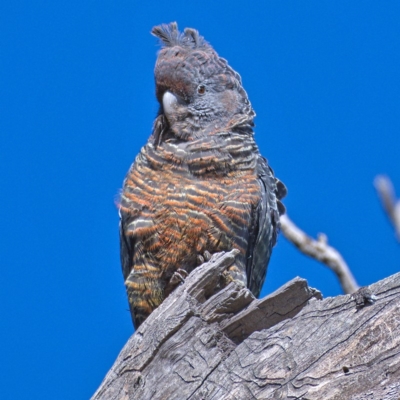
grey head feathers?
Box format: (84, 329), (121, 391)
(151, 22), (208, 50)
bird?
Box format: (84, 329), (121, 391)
(119, 22), (286, 329)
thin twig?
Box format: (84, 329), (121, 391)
(280, 214), (359, 294)
(374, 175), (400, 241)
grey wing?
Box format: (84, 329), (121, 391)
(246, 156), (286, 298)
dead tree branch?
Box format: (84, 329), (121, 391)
(92, 250), (400, 400)
(374, 175), (400, 241)
(280, 213), (359, 294)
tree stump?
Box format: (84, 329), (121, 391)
(92, 250), (400, 400)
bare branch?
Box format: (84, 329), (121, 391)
(374, 175), (400, 241)
(280, 213), (359, 294)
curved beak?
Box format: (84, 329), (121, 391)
(162, 91), (185, 120)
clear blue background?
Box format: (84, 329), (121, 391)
(1, 1), (399, 398)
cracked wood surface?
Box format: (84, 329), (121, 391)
(92, 251), (400, 400)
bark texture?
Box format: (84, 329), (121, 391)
(92, 250), (400, 400)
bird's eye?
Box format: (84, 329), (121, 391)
(197, 85), (206, 95)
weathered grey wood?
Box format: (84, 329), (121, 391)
(92, 250), (241, 399)
(92, 251), (400, 400)
(221, 277), (322, 344)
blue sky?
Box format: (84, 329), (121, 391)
(1, 1), (399, 399)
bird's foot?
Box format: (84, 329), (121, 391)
(170, 269), (189, 285)
(197, 250), (212, 265)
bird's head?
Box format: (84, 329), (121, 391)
(151, 22), (255, 141)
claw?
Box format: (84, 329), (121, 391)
(197, 250), (212, 265)
(170, 269), (189, 285)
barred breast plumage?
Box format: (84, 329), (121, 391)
(119, 22), (286, 329)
